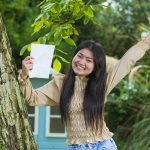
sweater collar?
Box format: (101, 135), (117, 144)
(74, 76), (88, 91)
(75, 75), (88, 82)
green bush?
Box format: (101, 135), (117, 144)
(105, 66), (150, 149)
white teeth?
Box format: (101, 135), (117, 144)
(77, 65), (85, 70)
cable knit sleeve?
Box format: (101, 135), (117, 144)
(18, 73), (65, 106)
(106, 39), (150, 95)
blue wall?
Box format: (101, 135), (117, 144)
(31, 78), (67, 150)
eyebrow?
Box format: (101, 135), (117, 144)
(78, 52), (93, 60)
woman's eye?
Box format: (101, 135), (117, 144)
(77, 55), (82, 58)
(87, 59), (93, 63)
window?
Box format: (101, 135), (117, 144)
(27, 106), (39, 135)
(46, 106), (66, 137)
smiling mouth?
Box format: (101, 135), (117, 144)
(76, 65), (86, 70)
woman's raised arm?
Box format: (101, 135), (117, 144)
(106, 37), (150, 95)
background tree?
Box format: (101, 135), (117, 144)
(0, 14), (36, 150)
(0, 0), (41, 68)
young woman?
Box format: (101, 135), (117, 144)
(19, 38), (150, 150)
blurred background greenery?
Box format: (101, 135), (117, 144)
(1, 0), (150, 149)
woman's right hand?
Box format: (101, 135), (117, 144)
(20, 56), (34, 79)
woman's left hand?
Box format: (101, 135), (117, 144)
(141, 33), (150, 45)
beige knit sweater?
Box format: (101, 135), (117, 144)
(19, 40), (150, 145)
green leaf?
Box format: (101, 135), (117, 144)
(33, 21), (43, 33)
(83, 6), (94, 17)
(54, 36), (62, 46)
(72, 4), (80, 16)
(73, 27), (79, 35)
(49, 3), (58, 13)
(83, 17), (90, 25)
(62, 24), (72, 29)
(34, 14), (43, 22)
(91, 18), (99, 25)
(55, 49), (68, 55)
(57, 55), (70, 64)
(44, 20), (51, 27)
(20, 44), (30, 56)
(43, 13), (50, 20)
(65, 38), (76, 46)
(61, 35), (69, 39)
(43, 2), (54, 11)
(49, 41), (55, 45)
(53, 58), (62, 72)
(61, 30), (69, 39)
(38, 37), (47, 44)
(54, 30), (62, 46)
(27, 44), (31, 52)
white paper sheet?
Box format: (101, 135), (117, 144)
(29, 44), (55, 78)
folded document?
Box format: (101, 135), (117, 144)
(29, 44), (55, 79)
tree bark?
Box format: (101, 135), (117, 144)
(0, 14), (37, 150)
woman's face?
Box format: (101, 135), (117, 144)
(72, 48), (95, 76)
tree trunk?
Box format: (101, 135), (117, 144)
(0, 14), (37, 150)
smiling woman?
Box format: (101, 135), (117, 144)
(60, 40), (110, 149)
(72, 48), (95, 76)
(19, 38), (150, 150)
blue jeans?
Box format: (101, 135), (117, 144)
(67, 138), (117, 150)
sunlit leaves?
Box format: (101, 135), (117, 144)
(32, 21), (43, 33)
(20, 44), (30, 56)
(38, 37), (47, 44)
(31, 0), (106, 48)
(65, 38), (76, 46)
(53, 58), (61, 72)
(84, 5), (94, 17)
(20, 0), (107, 69)
(84, 17), (90, 25)
(57, 55), (70, 64)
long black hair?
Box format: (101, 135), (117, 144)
(59, 40), (106, 130)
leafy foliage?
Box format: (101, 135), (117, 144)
(106, 65), (150, 150)
(20, 0), (107, 72)
(0, 0), (41, 67)
(77, 0), (150, 58)
(31, 0), (104, 46)
(123, 66), (150, 150)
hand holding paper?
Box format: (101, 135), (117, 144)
(29, 44), (55, 79)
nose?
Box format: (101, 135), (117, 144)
(78, 58), (86, 67)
